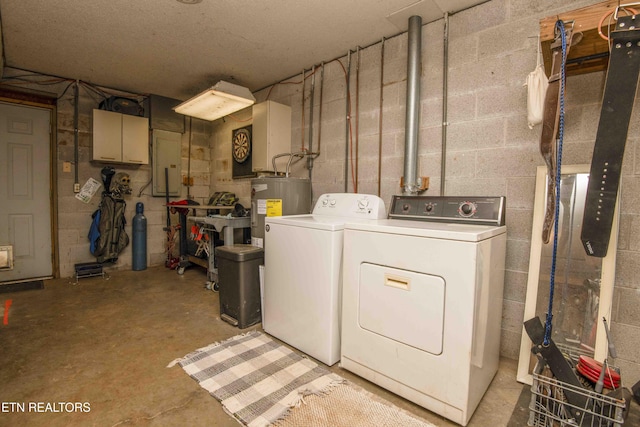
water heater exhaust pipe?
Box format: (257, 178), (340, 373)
(403, 15), (422, 195)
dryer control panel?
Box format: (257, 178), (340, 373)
(388, 195), (505, 226)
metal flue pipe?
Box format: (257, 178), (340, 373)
(403, 15), (422, 195)
(441, 12), (449, 196)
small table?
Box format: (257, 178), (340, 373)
(186, 212), (251, 285)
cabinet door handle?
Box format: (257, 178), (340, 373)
(100, 156), (116, 160)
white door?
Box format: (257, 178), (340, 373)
(0, 102), (53, 283)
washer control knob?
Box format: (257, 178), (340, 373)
(322, 199), (328, 206)
(459, 202), (477, 217)
(357, 199), (369, 210)
(402, 203), (411, 213)
(330, 199), (336, 206)
(424, 203), (434, 213)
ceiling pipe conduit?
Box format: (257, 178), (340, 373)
(344, 51), (352, 193)
(355, 46), (361, 193)
(378, 38), (385, 197)
(308, 65), (315, 164)
(317, 62), (324, 157)
(308, 65), (316, 203)
(403, 15), (423, 195)
(301, 69), (306, 151)
(73, 80), (80, 191)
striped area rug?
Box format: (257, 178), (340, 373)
(169, 331), (344, 427)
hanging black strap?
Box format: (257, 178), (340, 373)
(582, 14), (640, 257)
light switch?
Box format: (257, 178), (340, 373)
(63, 162), (71, 173)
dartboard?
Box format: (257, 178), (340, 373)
(232, 128), (251, 163)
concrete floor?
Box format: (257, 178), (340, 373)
(1, 265), (524, 426)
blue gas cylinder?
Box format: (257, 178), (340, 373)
(132, 202), (147, 271)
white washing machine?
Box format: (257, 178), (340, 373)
(263, 193), (386, 366)
(341, 195), (506, 426)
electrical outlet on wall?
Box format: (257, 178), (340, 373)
(74, 183), (80, 193)
(63, 162), (71, 173)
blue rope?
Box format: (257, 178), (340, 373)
(543, 20), (567, 346)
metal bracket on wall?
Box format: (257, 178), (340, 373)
(399, 176), (429, 193)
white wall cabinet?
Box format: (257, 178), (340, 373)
(252, 101), (291, 173)
(92, 109), (149, 164)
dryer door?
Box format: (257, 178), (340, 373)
(358, 263), (445, 355)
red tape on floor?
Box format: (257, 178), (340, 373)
(3, 299), (12, 325)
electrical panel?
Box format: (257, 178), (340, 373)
(152, 130), (182, 197)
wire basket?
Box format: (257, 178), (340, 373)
(528, 361), (626, 427)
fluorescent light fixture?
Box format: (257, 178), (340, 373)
(173, 81), (256, 121)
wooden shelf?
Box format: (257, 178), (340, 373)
(540, 1), (634, 77)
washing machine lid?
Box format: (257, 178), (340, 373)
(345, 219), (506, 241)
(266, 215), (387, 232)
(266, 214), (348, 231)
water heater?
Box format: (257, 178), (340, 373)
(250, 176), (311, 249)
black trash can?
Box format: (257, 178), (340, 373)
(215, 244), (264, 329)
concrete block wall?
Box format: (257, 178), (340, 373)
(208, 0), (640, 380)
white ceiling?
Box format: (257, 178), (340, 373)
(0, 0), (487, 101)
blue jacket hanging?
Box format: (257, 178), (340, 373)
(88, 209), (101, 254)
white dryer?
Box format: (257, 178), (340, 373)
(341, 196), (506, 426)
(263, 193), (386, 366)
